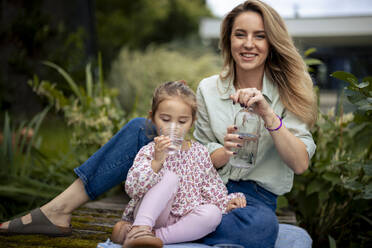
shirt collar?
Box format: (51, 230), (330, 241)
(218, 73), (275, 103)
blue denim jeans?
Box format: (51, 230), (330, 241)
(74, 117), (155, 200)
(75, 117), (312, 248)
(201, 180), (279, 248)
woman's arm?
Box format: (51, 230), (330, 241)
(230, 88), (311, 174)
(262, 110), (309, 174)
(194, 86), (226, 167)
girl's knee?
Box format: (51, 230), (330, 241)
(195, 204), (222, 229)
(162, 171), (179, 189)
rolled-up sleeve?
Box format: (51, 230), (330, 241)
(194, 85), (224, 154)
(282, 110), (316, 159)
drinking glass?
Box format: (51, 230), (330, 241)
(159, 123), (185, 155)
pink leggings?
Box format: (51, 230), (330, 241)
(132, 171), (222, 244)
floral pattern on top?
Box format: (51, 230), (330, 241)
(122, 141), (245, 222)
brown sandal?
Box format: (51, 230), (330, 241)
(123, 225), (163, 248)
(0, 208), (72, 237)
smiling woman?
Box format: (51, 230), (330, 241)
(193, 0), (317, 247)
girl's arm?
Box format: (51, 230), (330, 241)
(125, 144), (161, 199)
(200, 149), (245, 213)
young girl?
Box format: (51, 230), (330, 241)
(111, 81), (246, 248)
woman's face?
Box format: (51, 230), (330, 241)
(230, 11), (269, 75)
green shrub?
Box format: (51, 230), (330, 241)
(0, 108), (74, 220)
(287, 72), (372, 247)
(29, 55), (126, 158)
(108, 45), (221, 117)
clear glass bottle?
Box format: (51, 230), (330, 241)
(229, 107), (261, 169)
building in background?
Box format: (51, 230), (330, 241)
(199, 15), (372, 111)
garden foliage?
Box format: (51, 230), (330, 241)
(29, 55), (126, 153)
(286, 72), (372, 247)
(0, 107), (75, 219)
(108, 46), (221, 117)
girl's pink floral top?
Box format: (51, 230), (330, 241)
(122, 141), (245, 221)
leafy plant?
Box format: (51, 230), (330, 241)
(29, 55), (126, 157)
(0, 108), (74, 220)
(286, 72), (372, 247)
(109, 45), (221, 117)
(304, 48), (322, 72)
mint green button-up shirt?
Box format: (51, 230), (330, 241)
(193, 74), (316, 195)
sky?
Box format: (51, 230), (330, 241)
(206, 0), (372, 18)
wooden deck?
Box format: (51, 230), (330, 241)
(0, 195), (296, 248)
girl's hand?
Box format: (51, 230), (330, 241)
(151, 135), (171, 172)
(230, 88), (275, 122)
(153, 135), (171, 165)
(226, 197), (246, 212)
(223, 125), (244, 155)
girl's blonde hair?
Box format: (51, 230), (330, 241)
(149, 80), (197, 122)
(220, 0), (317, 127)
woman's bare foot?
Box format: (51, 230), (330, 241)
(0, 179), (89, 231)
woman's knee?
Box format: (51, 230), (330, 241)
(126, 117), (147, 130)
(234, 206), (278, 244)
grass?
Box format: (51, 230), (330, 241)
(38, 116), (73, 158)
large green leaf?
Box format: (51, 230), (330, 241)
(358, 104), (372, 111)
(344, 179), (363, 191)
(43, 61), (83, 101)
(328, 235), (337, 248)
(0, 185), (56, 199)
(307, 179), (327, 195)
(356, 81), (369, 89)
(331, 71), (359, 86)
(362, 163), (372, 176)
(304, 47), (317, 57)
(360, 184), (372, 199)
(305, 58), (323, 66)
(322, 172), (341, 185)
(85, 63), (93, 98)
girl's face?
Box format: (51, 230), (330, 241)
(230, 11), (269, 75)
(152, 97), (193, 134)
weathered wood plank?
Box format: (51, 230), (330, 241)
(0, 194), (297, 247)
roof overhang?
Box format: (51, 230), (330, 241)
(200, 15), (372, 46)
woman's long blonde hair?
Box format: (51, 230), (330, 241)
(220, 0), (317, 127)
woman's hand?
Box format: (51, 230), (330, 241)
(224, 125), (244, 155)
(230, 88), (277, 126)
(226, 197), (246, 212)
(151, 135), (171, 172)
(210, 125), (245, 169)
(231, 88), (310, 174)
